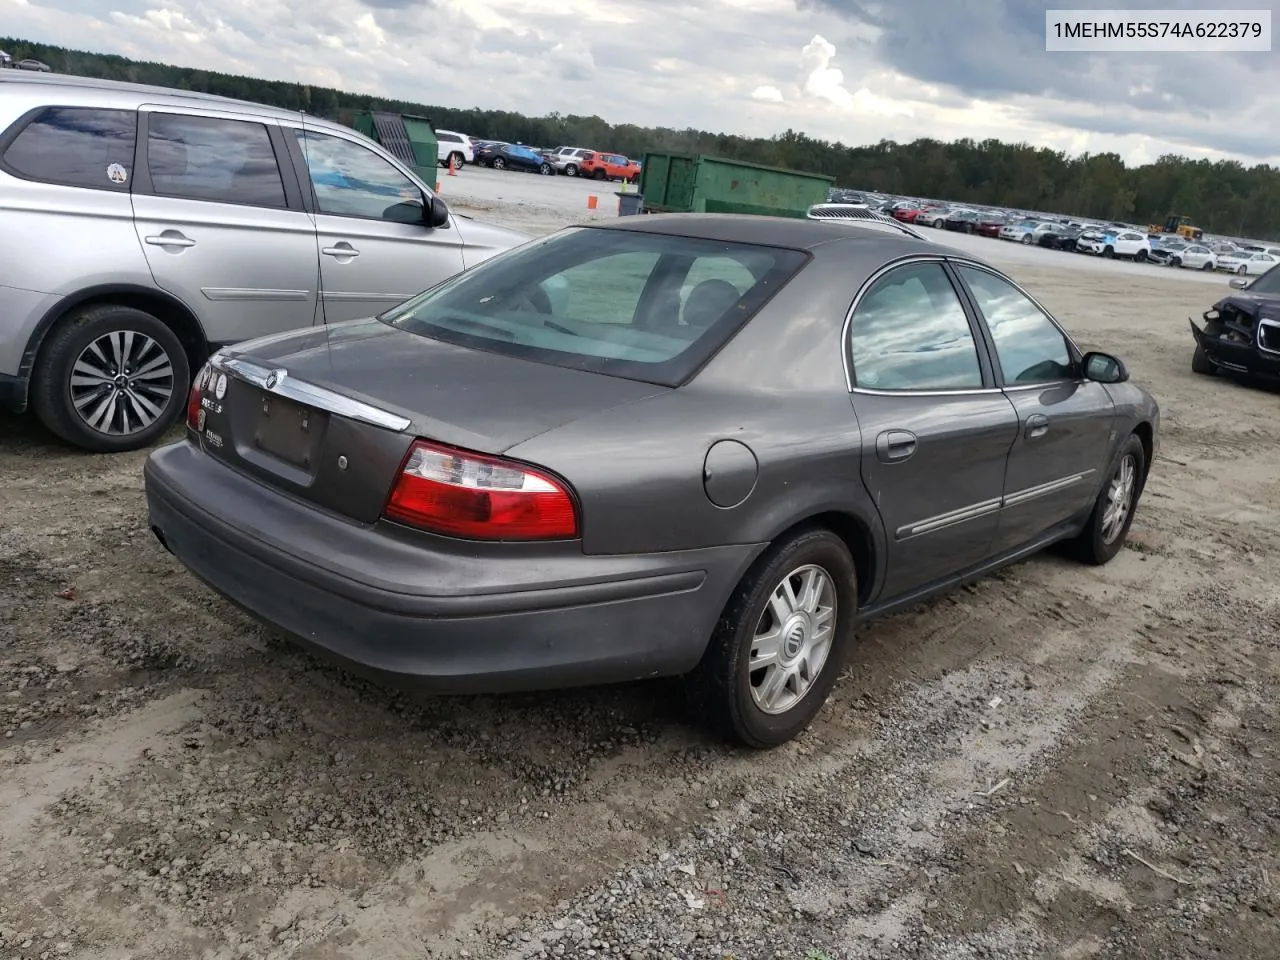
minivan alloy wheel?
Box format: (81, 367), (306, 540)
(71, 331), (175, 435)
(1101, 453), (1136, 545)
(750, 564), (837, 715)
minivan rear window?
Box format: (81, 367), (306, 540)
(3, 107), (137, 192)
(381, 227), (809, 386)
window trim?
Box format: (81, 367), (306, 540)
(0, 104), (139, 194)
(130, 108), (299, 212)
(840, 255), (1001, 397)
(947, 258), (1086, 391)
(287, 122), (441, 227)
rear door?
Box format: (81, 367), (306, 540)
(131, 106), (321, 345)
(848, 259), (1020, 603)
(285, 122), (465, 325)
(951, 263), (1116, 555)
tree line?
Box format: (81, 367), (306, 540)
(4, 36), (1278, 239)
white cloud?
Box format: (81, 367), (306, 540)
(2, 0), (1277, 167)
(799, 34), (853, 108)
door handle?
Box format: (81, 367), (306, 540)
(144, 232), (195, 248)
(1024, 414), (1049, 439)
(322, 243), (360, 258)
(875, 429), (917, 463)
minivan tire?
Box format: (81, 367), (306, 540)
(32, 304), (190, 454)
(686, 527), (857, 748)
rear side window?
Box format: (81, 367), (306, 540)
(146, 113), (286, 208)
(848, 262), (983, 391)
(2, 107), (137, 191)
(381, 227), (809, 386)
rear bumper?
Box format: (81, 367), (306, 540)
(1189, 318), (1280, 381)
(144, 441), (760, 693)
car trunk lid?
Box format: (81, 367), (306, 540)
(195, 319), (668, 525)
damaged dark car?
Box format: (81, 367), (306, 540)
(1190, 263), (1280, 384)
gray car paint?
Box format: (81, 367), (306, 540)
(146, 214), (1160, 691)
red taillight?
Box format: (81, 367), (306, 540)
(384, 440), (578, 541)
(186, 362), (211, 431)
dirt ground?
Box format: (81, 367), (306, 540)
(2, 208), (1278, 960)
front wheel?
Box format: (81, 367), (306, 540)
(1237, 264), (1248, 275)
(1103, 246), (1115, 258)
(1134, 249), (1147, 262)
(564, 163), (578, 177)
(492, 157), (506, 170)
(686, 527), (857, 748)
(1067, 433), (1146, 566)
(449, 151), (465, 169)
(1202, 260), (1213, 271)
(1021, 233), (1033, 244)
(1170, 257), (1182, 268)
(31, 303), (190, 453)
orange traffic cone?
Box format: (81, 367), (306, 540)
(448, 154), (458, 176)
(587, 195), (598, 210)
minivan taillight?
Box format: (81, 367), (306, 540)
(384, 440), (578, 541)
(186, 362), (212, 431)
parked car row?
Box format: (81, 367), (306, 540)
(0, 51), (52, 71)
(827, 188), (1278, 279)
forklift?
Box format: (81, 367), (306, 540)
(1148, 214), (1203, 241)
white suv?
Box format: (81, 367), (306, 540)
(0, 73), (529, 452)
(434, 129), (473, 168)
(1097, 230), (1151, 261)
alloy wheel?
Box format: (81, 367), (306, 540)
(1101, 454), (1136, 545)
(749, 564), (837, 715)
(70, 330), (175, 436)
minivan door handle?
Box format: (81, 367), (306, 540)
(144, 231), (195, 248)
(876, 429), (918, 463)
(1024, 414), (1050, 440)
(322, 242), (360, 259)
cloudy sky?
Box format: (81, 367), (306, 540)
(4, 0), (1278, 166)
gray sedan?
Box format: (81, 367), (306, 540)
(144, 215), (1160, 748)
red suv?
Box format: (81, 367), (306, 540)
(579, 152), (641, 183)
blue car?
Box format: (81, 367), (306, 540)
(489, 143), (553, 175)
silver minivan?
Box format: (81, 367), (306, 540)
(0, 72), (530, 452)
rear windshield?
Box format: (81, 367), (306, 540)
(380, 226), (808, 386)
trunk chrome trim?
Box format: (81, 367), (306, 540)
(896, 497), (1003, 540)
(1001, 470), (1095, 508)
(201, 287), (312, 302)
(213, 354), (413, 433)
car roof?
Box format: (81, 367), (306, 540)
(588, 213), (955, 259)
(0, 70), (353, 135)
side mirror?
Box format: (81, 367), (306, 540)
(1082, 351), (1128, 384)
(428, 194), (450, 228)
(1228, 276), (1249, 289)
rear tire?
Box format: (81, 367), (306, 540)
(539, 162), (552, 175)
(449, 151), (465, 169)
(1066, 433), (1146, 566)
(685, 527), (857, 748)
(1237, 264), (1248, 275)
(32, 303), (190, 453)
(1191, 343), (1216, 376)
(1021, 233), (1033, 244)
(1135, 249), (1147, 262)
(493, 157), (507, 170)
(564, 163), (578, 177)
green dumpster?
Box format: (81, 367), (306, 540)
(639, 153), (834, 219)
(351, 111), (439, 183)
